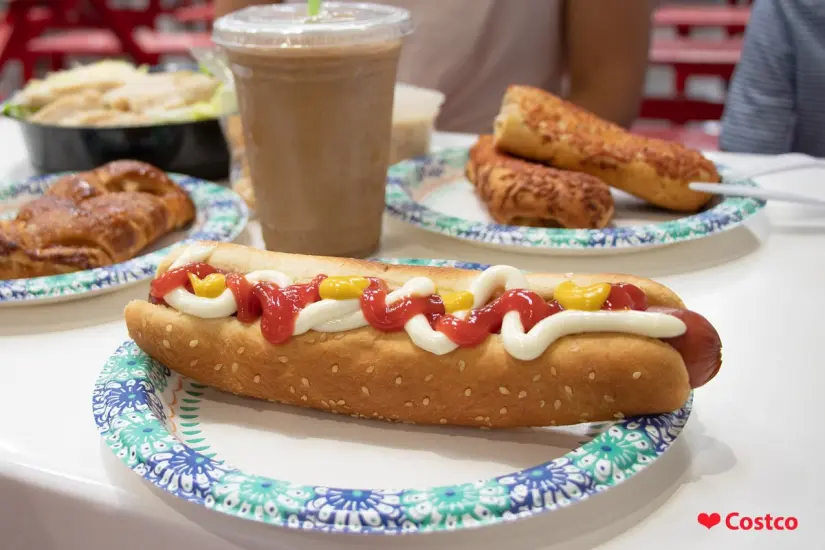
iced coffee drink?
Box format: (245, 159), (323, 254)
(213, 3), (413, 257)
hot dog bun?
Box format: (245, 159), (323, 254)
(126, 301), (689, 429)
(124, 242), (699, 429)
(493, 85), (721, 212)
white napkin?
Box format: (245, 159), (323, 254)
(725, 153), (825, 182)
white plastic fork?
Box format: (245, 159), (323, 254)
(689, 153), (825, 206)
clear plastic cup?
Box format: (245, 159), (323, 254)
(213, 3), (413, 258)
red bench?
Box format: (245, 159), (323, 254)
(0, 0), (208, 83)
(640, 27), (744, 149)
(175, 3), (214, 24)
(649, 37), (742, 94)
(29, 29), (213, 63)
(650, 37), (742, 66)
(653, 5), (750, 35)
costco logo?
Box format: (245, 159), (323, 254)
(698, 512), (799, 531)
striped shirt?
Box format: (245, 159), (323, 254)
(720, 0), (825, 157)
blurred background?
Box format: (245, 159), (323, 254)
(0, 0), (752, 150)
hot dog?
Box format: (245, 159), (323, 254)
(124, 241), (722, 429)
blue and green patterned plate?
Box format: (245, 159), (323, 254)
(0, 172), (248, 306)
(93, 259), (692, 535)
(385, 148), (765, 256)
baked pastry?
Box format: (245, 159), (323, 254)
(0, 160), (195, 280)
(493, 85), (721, 212)
(466, 135), (614, 229)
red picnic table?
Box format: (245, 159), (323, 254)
(638, 37), (742, 141)
(649, 36), (742, 94)
(175, 2), (214, 25)
(175, 3), (753, 30)
(0, 0), (211, 82)
(639, 3), (749, 148)
(29, 28), (213, 59)
(653, 5), (751, 35)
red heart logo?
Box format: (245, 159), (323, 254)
(698, 512), (721, 529)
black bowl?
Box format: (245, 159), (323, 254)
(13, 117), (230, 181)
(5, 63), (231, 181)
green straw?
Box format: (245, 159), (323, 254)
(308, 0), (322, 17)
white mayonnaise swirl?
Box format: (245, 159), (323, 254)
(158, 243), (687, 358)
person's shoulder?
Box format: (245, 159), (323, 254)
(755, 0), (825, 30)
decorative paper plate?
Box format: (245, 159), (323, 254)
(93, 259), (692, 535)
(0, 172), (248, 306)
(385, 148), (765, 256)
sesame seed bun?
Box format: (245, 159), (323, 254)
(126, 241), (692, 429)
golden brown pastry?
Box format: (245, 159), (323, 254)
(466, 135), (614, 229)
(0, 160), (195, 280)
(493, 85), (721, 212)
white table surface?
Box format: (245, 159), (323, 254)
(1, 119), (824, 549)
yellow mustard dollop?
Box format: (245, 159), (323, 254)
(319, 276), (371, 300)
(188, 272), (227, 299)
(440, 291), (474, 313)
(553, 280), (611, 311)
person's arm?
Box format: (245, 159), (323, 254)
(719, 0), (796, 154)
(215, 0), (283, 19)
(563, 0), (653, 128)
